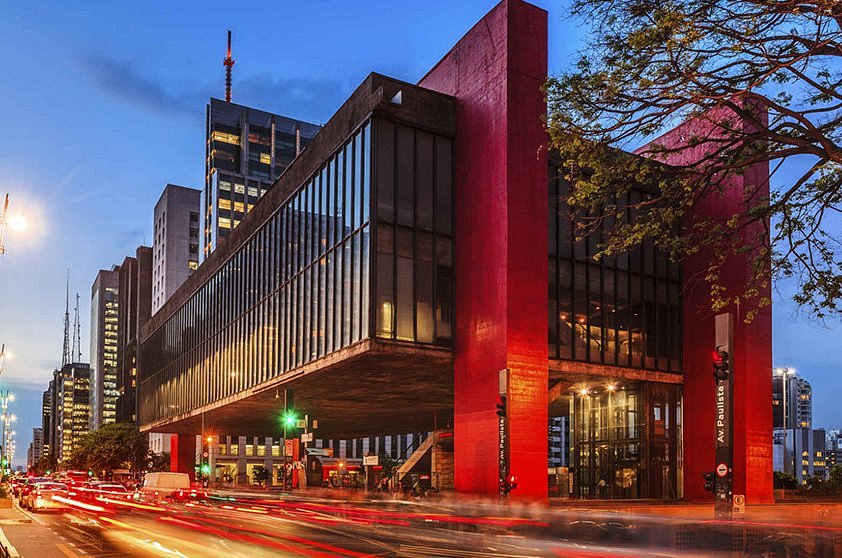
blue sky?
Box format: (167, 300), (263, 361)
(0, 1), (838, 467)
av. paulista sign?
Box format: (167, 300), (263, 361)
(713, 313), (734, 519)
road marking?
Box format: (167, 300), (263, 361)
(56, 543), (81, 557)
(0, 526), (21, 558)
(14, 505), (48, 526)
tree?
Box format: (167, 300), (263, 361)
(252, 466), (269, 487)
(67, 423), (149, 474)
(547, 0), (842, 320)
(35, 454), (57, 475)
(147, 452), (170, 472)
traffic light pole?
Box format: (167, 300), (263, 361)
(712, 313), (734, 519)
(497, 369), (509, 497)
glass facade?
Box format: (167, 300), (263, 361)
(568, 382), (681, 499)
(373, 120), (453, 344)
(140, 111), (455, 427)
(548, 167), (682, 372)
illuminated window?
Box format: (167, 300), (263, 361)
(188, 261), (198, 270)
(248, 187), (258, 197)
(233, 201), (245, 213)
(218, 199), (232, 211)
(219, 217), (232, 229)
(212, 131), (240, 145)
(259, 153), (271, 165)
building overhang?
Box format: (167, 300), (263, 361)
(140, 340), (453, 440)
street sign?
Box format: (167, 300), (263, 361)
(296, 419), (306, 429)
(300, 432), (313, 443)
(284, 439), (294, 456)
(733, 494), (745, 514)
(713, 313), (734, 520)
(306, 447), (333, 457)
(363, 455), (379, 466)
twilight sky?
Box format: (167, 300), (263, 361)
(0, 0), (838, 467)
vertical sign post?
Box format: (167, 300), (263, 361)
(497, 369), (509, 497)
(713, 313), (734, 519)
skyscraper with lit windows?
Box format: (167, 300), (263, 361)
(90, 269), (119, 430)
(200, 98), (320, 260)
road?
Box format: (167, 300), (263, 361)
(0, 490), (839, 557)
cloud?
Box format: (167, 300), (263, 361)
(82, 54), (207, 117)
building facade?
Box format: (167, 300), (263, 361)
(200, 98), (320, 260)
(40, 389), (51, 460)
(51, 363), (92, 463)
(139, 0), (773, 502)
(27, 428), (44, 470)
(152, 185), (201, 314)
(773, 372), (812, 429)
(117, 247), (153, 423)
(90, 269), (119, 430)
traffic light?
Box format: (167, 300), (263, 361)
(496, 396), (506, 418)
(703, 471), (715, 493)
(200, 439), (210, 483)
(500, 474), (518, 494)
(712, 349), (729, 381)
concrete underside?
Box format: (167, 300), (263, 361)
(143, 339), (453, 440)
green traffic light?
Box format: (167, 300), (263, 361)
(201, 464), (211, 475)
(282, 411), (297, 428)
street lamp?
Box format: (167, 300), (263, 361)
(775, 367), (796, 476)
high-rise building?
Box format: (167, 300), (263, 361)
(28, 428), (43, 470)
(41, 389), (51, 459)
(152, 185), (201, 314)
(90, 269), (120, 430)
(118, 247), (153, 423)
(53, 362), (91, 463)
(200, 98), (320, 260)
(773, 372), (812, 429)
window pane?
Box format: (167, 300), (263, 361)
(377, 120), (395, 222)
(397, 125), (414, 226)
(415, 231), (434, 343)
(416, 131), (433, 230)
(435, 137), (452, 235)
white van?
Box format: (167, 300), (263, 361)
(137, 472), (191, 502)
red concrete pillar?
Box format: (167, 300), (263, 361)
(638, 103), (774, 504)
(419, 0), (549, 501)
(170, 433), (197, 481)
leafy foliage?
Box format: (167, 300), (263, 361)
(66, 422), (149, 474)
(548, 0), (842, 319)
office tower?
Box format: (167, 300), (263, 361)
(53, 362), (91, 463)
(773, 372), (812, 429)
(41, 389), (51, 459)
(117, 246), (152, 423)
(200, 98), (320, 260)
(152, 185), (201, 314)
(90, 269), (119, 430)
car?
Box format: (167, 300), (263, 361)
(23, 482), (69, 512)
(88, 483), (132, 503)
(17, 477), (51, 503)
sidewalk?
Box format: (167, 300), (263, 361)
(0, 503), (67, 558)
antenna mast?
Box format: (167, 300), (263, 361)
(223, 30), (235, 102)
(72, 292), (82, 363)
(62, 271), (71, 366)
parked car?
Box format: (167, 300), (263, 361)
(23, 482), (69, 512)
(136, 472), (191, 502)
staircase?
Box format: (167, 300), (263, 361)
(396, 434), (436, 482)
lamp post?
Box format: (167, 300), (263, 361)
(775, 367), (795, 476)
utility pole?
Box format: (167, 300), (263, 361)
(0, 194), (8, 256)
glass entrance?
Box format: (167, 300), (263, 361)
(567, 381), (681, 499)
